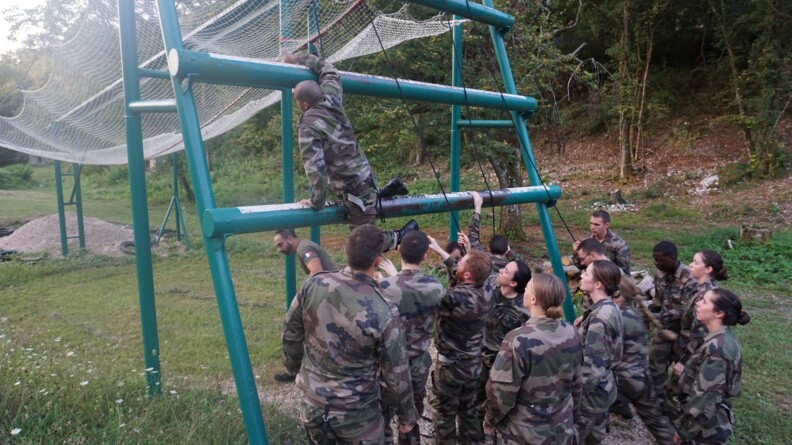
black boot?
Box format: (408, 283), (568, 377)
(273, 371), (296, 383)
(609, 399), (634, 420)
(378, 177), (409, 198)
(397, 219), (419, 243)
(383, 220), (419, 252)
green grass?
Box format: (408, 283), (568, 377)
(1, 163), (791, 443)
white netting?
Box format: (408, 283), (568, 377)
(0, 0), (464, 165)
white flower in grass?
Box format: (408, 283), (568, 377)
(80, 381), (89, 386)
(14, 381), (20, 386)
(66, 351), (75, 357)
(54, 337), (61, 342)
(11, 428), (21, 436)
(116, 399), (124, 404)
(169, 390), (177, 395)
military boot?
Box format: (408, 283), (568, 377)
(383, 219), (419, 252)
(378, 177), (409, 198)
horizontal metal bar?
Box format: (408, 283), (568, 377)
(168, 50), (538, 116)
(406, 0), (513, 31)
(456, 119), (515, 128)
(202, 186), (561, 237)
(128, 99), (178, 113)
(138, 68), (171, 79)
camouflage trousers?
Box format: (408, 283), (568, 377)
(344, 186), (396, 251)
(301, 401), (385, 445)
(429, 362), (484, 445)
(649, 333), (678, 412)
(383, 356), (430, 445)
(617, 371), (677, 445)
(475, 352), (496, 421)
(576, 410), (608, 445)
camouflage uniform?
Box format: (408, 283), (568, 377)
(294, 54), (381, 228)
(649, 262), (698, 410)
(677, 279), (718, 366)
(577, 298), (624, 445)
(468, 212), (521, 275)
(580, 230), (631, 275)
(477, 288), (530, 419)
(484, 317), (584, 445)
(430, 258), (495, 445)
(296, 238), (336, 275)
(282, 268), (417, 444)
(614, 303), (678, 445)
(676, 327), (743, 444)
(380, 269), (444, 445)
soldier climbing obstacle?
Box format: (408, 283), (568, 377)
(282, 52), (416, 251)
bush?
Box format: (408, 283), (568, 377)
(0, 164), (34, 189)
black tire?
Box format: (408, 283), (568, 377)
(118, 240), (136, 255)
(0, 227), (14, 238)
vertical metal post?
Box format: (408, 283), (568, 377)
(118, 0), (163, 395)
(172, 153), (181, 241)
(73, 164), (86, 249)
(307, 1), (321, 246)
(154, 0), (268, 442)
(282, 90), (297, 308)
(482, 0), (576, 322)
(54, 160), (69, 256)
(449, 19), (463, 241)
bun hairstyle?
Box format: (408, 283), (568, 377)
(529, 273), (565, 319)
(617, 276), (642, 305)
(698, 249), (729, 281)
(591, 260), (623, 299)
(711, 288), (751, 326)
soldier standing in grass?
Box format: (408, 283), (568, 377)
(281, 225), (417, 443)
(577, 260), (624, 445)
(483, 273), (583, 445)
(378, 230), (444, 445)
(613, 278), (678, 445)
(573, 210), (631, 275)
(281, 52), (416, 251)
(426, 238), (494, 445)
(649, 241), (698, 411)
(675, 288), (749, 445)
(272, 229), (335, 277)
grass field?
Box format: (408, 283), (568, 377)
(1, 164), (791, 444)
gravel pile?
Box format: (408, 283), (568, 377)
(0, 213), (134, 257)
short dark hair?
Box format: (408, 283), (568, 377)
(577, 237), (606, 256)
(275, 229), (297, 239)
(698, 249), (729, 281)
(346, 225), (383, 270)
(489, 235), (509, 255)
(511, 260), (532, 294)
(464, 250), (492, 284)
(710, 288), (750, 326)
(591, 210), (611, 223)
(294, 80), (324, 107)
(653, 240), (678, 258)
(399, 230), (429, 265)
(445, 241), (465, 256)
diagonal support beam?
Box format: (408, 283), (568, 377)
(202, 186), (562, 238)
(406, 0), (514, 32)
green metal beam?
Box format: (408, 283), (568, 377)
(128, 99), (178, 113)
(167, 49), (537, 116)
(203, 186), (562, 238)
(281, 89), (297, 309)
(406, 0), (514, 32)
(449, 19), (463, 241)
(118, 0), (162, 396)
(483, 0), (577, 323)
(456, 119), (515, 128)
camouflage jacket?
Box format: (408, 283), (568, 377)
(484, 317), (583, 443)
(468, 212), (521, 275)
(579, 298), (624, 413)
(281, 267), (417, 424)
(677, 279), (718, 364)
(296, 54), (376, 209)
(434, 280), (495, 369)
(653, 262), (698, 332)
(581, 229), (631, 274)
(482, 289), (530, 363)
(296, 239), (336, 275)
(380, 269), (444, 361)
(614, 303), (649, 382)
(677, 327), (742, 442)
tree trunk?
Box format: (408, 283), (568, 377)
(618, 0), (633, 180)
(487, 143), (525, 241)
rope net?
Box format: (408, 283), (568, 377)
(0, 0), (464, 165)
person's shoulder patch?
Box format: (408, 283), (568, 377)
(301, 250), (315, 263)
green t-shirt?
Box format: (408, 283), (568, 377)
(296, 239), (335, 275)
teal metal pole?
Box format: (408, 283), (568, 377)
(406, 0), (514, 31)
(456, 119), (515, 128)
(482, 0), (576, 322)
(155, 1), (268, 442)
(73, 164), (85, 249)
(172, 153), (181, 242)
(449, 19), (463, 242)
(281, 90), (297, 309)
(203, 186), (561, 237)
(54, 161), (68, 256)
(118, 0), (162, 395)
(168, 50), (537, 115)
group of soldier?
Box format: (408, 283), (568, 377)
(273, 51), (750, 444)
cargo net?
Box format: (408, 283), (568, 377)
(0, 0), (464, 165)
